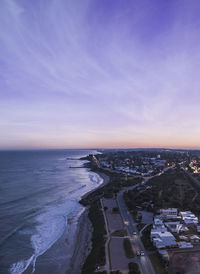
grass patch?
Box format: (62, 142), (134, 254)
(82, 201), (106, 274)
(123, 238), (134, 258)
(111, 229), (127, 237)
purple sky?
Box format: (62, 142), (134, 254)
(1, 0), (200, 149)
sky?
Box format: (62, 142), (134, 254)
(1, 0), (200, 149)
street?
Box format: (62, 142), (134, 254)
(117, 181), (155, 274)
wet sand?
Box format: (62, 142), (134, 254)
(66, 209), (93, 274)
(81, 171), (110, 200)
(68, 171), (109, 274)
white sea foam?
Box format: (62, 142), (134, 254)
(10, 255), (34, 274)
(89, 172), (103, 186)
(10, 199), (83, 274)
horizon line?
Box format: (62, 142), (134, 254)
(0, 146), (200, 151)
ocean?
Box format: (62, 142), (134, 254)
(0, 149), (102, 274)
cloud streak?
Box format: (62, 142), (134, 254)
(1, 0), (200, 149)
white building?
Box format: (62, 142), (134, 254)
(165, 221), (183, 233)
(160, 208), (178, 219)
(190, 235), (200, 243)
(180, 211), (198, 225)
(197, 225), (200, 233)
(178, 242), (193, 248)
(155, 160), (166, 167)
(151, 231), (177, 249)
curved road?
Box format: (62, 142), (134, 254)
(116, 167), (174, 274)
(117, 179), (155, 274)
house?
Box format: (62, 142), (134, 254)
(180, 225), (189, 232)
(178, 242), (193, 248)
(160, 208), (178, 219)
(155, 160), (166, 167)
(152, 217), (167, 232)
(151, 216), (177, 248)
(179, 235), (188, 241)
(154, 216), (164, 226)
(190, 235), (200, 243)
(180, 211), (198, 225)
(165, 221), (183, 233)
(151, 231), (177, 249)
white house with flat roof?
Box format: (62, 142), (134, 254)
(180, 211), (198, 225)
(151, 231), (177, 249)
(178, 242), (193, 248)
(152, 217), (167, 232)
(160, 208), (178, 219)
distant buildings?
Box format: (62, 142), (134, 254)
(189, 159), (200, 174)
(98, 154), (170, 176)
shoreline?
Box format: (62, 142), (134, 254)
(81, 170), (110, 200)
(67, 169), (109, 274)
(66, 209), (93, 274)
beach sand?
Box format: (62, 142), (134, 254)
(67, 171), (109, 274)
(66, 209), (93, 274)
(81, 171), (110, 200)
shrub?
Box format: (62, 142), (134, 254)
(123, 238), (134, 258)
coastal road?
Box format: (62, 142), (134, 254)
(116, 167), (174, 274)
(117, 179), (155, 274)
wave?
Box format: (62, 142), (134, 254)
(9, 199), (83, 274)
(89, 172), (103, 185)
(10, 255), (35, 274)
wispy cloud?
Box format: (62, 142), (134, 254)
(1, 0), (200, 149)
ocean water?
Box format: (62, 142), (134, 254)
(0, 149), (102, 274)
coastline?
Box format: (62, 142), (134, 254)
(66, 209), (93, 274)
(67, 170), (109, 274)
(81, 171), (110, 200)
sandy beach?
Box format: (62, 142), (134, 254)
(67, 171), (109, 274)
(81, 171), (110, 200)
(66, 209), (93, 274)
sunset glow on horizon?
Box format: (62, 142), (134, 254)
(1, 0), (200, 150)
